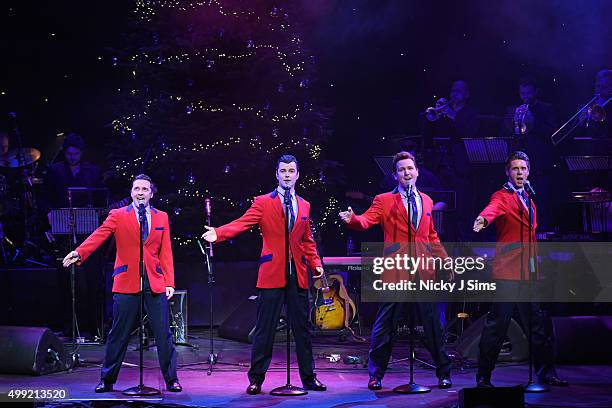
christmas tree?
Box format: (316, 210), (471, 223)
(107, 0), (341, 258)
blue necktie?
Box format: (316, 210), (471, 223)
(141, 212), (149, 242)
(288, 194), (295, 231)
(408, 192), (418, 229)
(518, 191), (533, 224)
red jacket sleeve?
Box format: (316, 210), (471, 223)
(76, 209), (118, 263)
(302, 217), (323, 270)
(216, 196), (264, 242)
(479, 191), (507, 227)
(347, 194), (383, 231)
(160, 212), (175, 288)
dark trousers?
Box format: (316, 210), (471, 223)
(368, 302), (451, 380)
(101, 286), (178, 385)
(477, 301), (556, 381)
(248, 272), (315, 385)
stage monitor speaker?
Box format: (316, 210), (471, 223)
(455, 315), (528, 362)
(459, 386), (524, 408)
(553, 316), (612, 364)
(219, 296), (286, 343)
(0, 326), (68, 375)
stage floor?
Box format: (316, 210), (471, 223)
(1, 329), (611, 407)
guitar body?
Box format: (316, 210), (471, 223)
(314, 278), (346, 330)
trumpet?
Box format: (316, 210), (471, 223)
(551, 94), (611, 145)
(424, 98), (449, 121)
(584, 96), (610, 127)
(513, 104), (530, 135)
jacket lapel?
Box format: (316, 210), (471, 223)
(393, 190), (411, 229)
(146, 208), (159, 245)
(512, 192), (530, 225)
(125, 205), (140, 241)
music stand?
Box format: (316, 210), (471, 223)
(462, 137), (511, 164)
(563, 156), (611, 171)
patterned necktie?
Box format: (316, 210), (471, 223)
(141, 211), (149, 241)
(283, 192), (295, 231)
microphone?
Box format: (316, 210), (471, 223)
(204, 198), (213, 257)
(205, 198), (211, 220)
(524, 180), (536, 197)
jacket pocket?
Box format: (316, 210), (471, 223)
(258, 254), (273, 265)
(113, 265), (128, 277)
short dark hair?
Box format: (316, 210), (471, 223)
(63, 133), (85, 151)
(505, 151), (530, 170)
(392, 151), (418, 172)
(132, 173), (157, 193)
(277, 154), (299, 171)
(519, 76), (537, 89)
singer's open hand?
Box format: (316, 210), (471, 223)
(473, 216), (486, 232)
(62, 250), (80, 267)
(312, 266), (324, 279)
(201, 225), (217, 242)
(166, 287), (175, 299)
(339, 206), (354, 223)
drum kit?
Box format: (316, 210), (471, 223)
(0, 145), (45, 265)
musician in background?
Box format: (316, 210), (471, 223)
(423, 80), (479, 238)
(0, 131), (9, 155)
(502, 77), (557, 231)
(586, 69), (612, 140)
(44, 133), (103, 209)
(43, 133), (104, 338)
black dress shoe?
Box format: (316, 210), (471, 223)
(476, 377), (494, 388)
(246, 382), (261, 395)
(368, 377), (382, 390)
(541, 376), (569, 387)
(438, 377), (452, 389)
(167, 380), (183, 392)
(94, 381), (113, 393)
(303, 377), (327, 391)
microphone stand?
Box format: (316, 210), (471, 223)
(67, 189), (82, 370)
(270, 186), (307, 396)
(394, 184), (430, 394)
(188, 200), (242, 373)
(523, 188), (548, 393)
(123, 204), (160, 396)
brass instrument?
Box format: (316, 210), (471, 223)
(551, 95), (611, 146)
(425, 97), (449, 121)
(513, 104), (530, 135)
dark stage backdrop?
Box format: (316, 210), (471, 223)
(1, 0), (610, 258)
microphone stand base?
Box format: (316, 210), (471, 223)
(270, 384), (308, 396)
(393, 382), (431, 394)
(524, 381), (549, 393)
(122, 385), (161, 396)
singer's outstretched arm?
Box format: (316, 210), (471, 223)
(215, 197), (264, 242)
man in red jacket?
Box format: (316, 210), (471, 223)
(473, 151), (567, 388)
(201, 154), (326, 395)
(339, 151), (452, 390)
(63, 174), (181, 393)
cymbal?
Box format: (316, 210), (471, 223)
(0, 148), (41, 168)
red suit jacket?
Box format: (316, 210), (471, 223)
(479, 186), (538, 281)
(215, 190), (322, 289)
(347, 188), (448, 281)
(76, 205), (175, 294)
